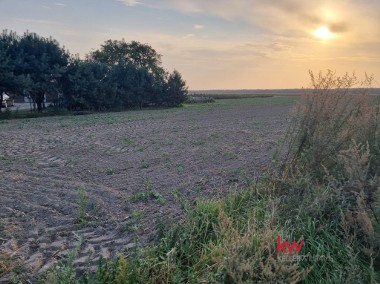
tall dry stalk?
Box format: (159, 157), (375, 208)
(283, 70), (379, 181)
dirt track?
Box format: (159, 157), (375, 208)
(0, 97), (295, 281)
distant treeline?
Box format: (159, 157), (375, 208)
(190, 88), (380, 99)
(190, 93), (276, 100)
(190, 89), (305, 96)
(0, 30), (188, 112)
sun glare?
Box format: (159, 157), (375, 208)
(313, 26), (334, 40)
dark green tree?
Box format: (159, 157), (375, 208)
(89, 39), (170, 109)
(0, 30), (22, 110)
(90, 40), (165, 79)
(164, 70), (188, 107)
(12, 32), (69, 111)
(60, 59), (112, 111)
(107, 62), (162, 109)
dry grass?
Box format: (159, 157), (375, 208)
(282, 70), (380, 181)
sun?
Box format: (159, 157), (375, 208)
(313, 26), (334, 40)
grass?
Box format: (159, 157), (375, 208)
(38, 233), (84, 284)
(176, 164), (184, 173)
(131, 190), (166, 205)
(106, 167), (130, 175)
(185, 95), (215, 104)
(0, 97), (298, 133)
(0, 107), (71, 120)
(121, 211), (145, 233)
(78, 185), (89, 226)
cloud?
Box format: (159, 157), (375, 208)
(193, 24), (204, 30)
(329, 22), (348, 33)
(15, 18), (63, 26)
(155, 0), (380, 40)
(183, 33), (195, 39)
(54, 3), (67, 7)
(118, 0), (143, 7)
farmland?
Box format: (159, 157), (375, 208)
(0, 96), (297, 281)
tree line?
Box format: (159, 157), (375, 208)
(0, 30), (188, 112)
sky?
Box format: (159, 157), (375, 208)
(1, 0), (380, 90)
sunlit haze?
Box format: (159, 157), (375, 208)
(313, 26), (334, 40)
(1, 0), (379, 89)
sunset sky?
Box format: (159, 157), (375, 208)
(1, 0), (380, 90)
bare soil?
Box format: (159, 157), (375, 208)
(0, 97), (296, 282)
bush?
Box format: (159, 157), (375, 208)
(281, 70), (380, 181)
(274, 70), (380, 282)
(185, 95), (215, 104)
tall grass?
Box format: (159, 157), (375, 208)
(281, 70), (380, 181)
(274, 70), (380, 282)
(43, 71), (380, 283)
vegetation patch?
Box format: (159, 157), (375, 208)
(131, 190), (166, 205)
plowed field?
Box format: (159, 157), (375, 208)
(0, 97), (296, 282)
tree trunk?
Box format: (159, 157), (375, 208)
(35, 92), (44, 112)
(0, 91), (3, 112)
(36, 100), (43, 112)
(43, 93), (46, 109)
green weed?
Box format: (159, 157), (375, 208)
(176, 164), (184, 173)
(131, 190), (166, 205)
(140, 160), (150, 169)
(39, 233), (83, 284)
(78, 185), (88, 225)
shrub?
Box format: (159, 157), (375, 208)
(281, 70), (380, 181)
(275, 70), (380, 282)
(185, 95), (215, 104)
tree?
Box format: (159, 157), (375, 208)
(1, 31), (189, 112)
(0, 30), (21, 110)
(164, 70), (188, 107)
(60, 59), (112, 111)
(90, 40), (165, 79)
(11, 32), (69, 111)
(88, 39), (171, 109)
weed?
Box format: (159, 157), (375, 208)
(194, 185), (204, 193)
(176, 164), (184, 173)
(0, 224), (6, 240)
(120, 224), (132, 233)
(106, 168), (116, 175)
(131, 190), (166, 205)
(131, 211), (144, 220)
(173, 188), (185, 203)
(223, 152), (237, 160)
(106, 168), (127, 175)
(210, 132), (220, 139)
(78, 185), (88, 225)
(191, 139), (205, 146)
(185, 95), (215, 104)
(141, 160), (150, 169)
(40, 232), (83, 283)
(160, 151), (171, 162)
(125, 137), (135, 146)
(280, 70), (380, 181)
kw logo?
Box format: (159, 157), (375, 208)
(277, 235), (303, 254)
